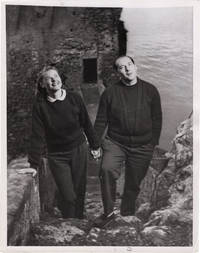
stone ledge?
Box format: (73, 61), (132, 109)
(7, 159), (40, 245)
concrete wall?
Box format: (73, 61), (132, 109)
(7, 6), (123, 160)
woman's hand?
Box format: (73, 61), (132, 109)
(16, 168), (37, 177)
(10, 157), (37, 177)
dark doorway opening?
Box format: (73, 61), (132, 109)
(83, 58), (97, 83)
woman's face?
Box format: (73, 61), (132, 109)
(42, 69), (62, 93)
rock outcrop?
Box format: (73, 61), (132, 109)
(138, 114), (193, 246)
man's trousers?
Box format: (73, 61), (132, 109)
(100, 137), (154, 216)
(48, 141), (88, 218)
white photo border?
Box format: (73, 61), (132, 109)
(1, 0), (200, 252)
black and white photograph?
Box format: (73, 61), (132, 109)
(1, 0), (199, 251)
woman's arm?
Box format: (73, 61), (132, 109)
(28, 102), (46, 169)
(77, 94), (100, 150)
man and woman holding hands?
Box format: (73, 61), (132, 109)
(26, 55), (162, 228)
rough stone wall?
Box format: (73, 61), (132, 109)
(7, 157), (40, 245)
(7, 6), (122, 160)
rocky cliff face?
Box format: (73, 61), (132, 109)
(28, 115), (193, 246)
(137, 114), (193, 246)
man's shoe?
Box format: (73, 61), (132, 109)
(93, 212), (115, 228)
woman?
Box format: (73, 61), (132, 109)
(28, 65), (99, 219)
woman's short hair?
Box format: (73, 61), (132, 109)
(37, 65), (59, 98)
(113, 55), (135, 70)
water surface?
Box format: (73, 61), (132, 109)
(121, 7), (193, 150)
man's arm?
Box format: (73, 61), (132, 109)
(151, 87), (162, 146)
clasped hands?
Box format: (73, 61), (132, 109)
(90, 148), (101, 160)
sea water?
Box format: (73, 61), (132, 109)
(121, 7), (193, 150)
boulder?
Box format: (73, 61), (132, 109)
(135, 202), (152, 222)
(141, 225), (171, 246)
(83, 225), (141, 246)
(30, 218), (87, 246)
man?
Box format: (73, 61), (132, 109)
(92, 55), (162, 228)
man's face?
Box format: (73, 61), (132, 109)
(42, 69), (62, 93)
(115, 56), (137, 82)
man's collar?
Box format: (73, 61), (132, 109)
(121, 77), (138, 86)
(47, 89), (66, 103)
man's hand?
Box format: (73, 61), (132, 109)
(91, 148), (101, 160)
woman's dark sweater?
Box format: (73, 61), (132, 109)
(94, 78), (162, 147)
(28, 91), (99, 168)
